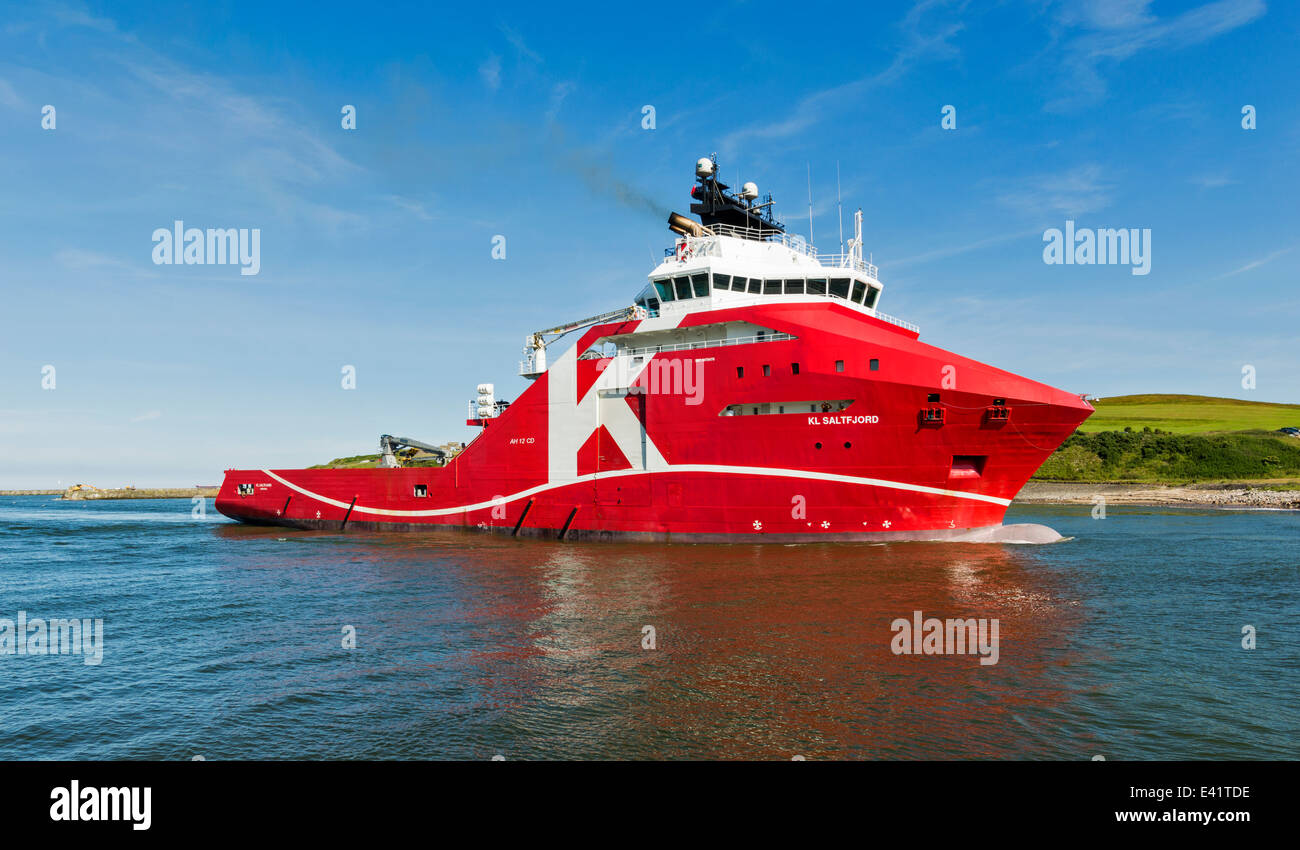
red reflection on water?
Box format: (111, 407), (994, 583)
(215, 525), (1088, 758)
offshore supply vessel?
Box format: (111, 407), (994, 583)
(216, 157), (1092, 542)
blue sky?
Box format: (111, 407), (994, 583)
(1, 0), (1296, 487)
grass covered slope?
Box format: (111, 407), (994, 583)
(1036, 394), (1300, 483)
(1084, 394), (1300, 434)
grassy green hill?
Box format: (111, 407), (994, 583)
(1037, 394), (1300, 483)
(1085, 394), (1300, 434)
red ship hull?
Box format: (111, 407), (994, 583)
(217, 302), (1092, 541)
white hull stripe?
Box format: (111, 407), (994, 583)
(261, 465), (1013, 518)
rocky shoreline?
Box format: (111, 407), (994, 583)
(1017, 480), (1300, 509)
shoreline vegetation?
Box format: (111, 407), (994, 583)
(5, 396), (1296, 509)
(1022, 394), (1300, 508)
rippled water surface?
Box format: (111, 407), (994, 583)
(1, 495), (1295, 759)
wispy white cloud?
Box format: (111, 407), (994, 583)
(996, 163), (1115, 218)
(0, 78), (22, 109)
(479, 53), (501, 91)
(384, 194), (434, 222)
(1047, 0), (1266, 110)
(889, 227), (1043, 269)
(32, 8), (366, 234)
(50, 4), (121, 35)
(545, 80), (575, 124)
(720, 0), (969, 154)
(54, 248), (156, 276)
(1189, 173), (1238, 189)
(130, 410), (162, 423)
(1217, 245), (1293, 278)
(499, 23), (542, 64)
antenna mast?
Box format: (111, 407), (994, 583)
(806, 163), (814, 246)
(837, 161), (844, 255)
(848, 208), (864, 268)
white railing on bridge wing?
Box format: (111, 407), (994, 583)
(692, 225), (879, 278)
(873, 311), (919, 333)
(816, 253), (879, 279)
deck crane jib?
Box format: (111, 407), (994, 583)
(519, 305), (645, 378)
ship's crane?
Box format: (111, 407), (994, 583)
(378, 434), (448, 468)
(520, 305), (644, 378)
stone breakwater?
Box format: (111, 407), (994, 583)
(59, 487), (218, 501)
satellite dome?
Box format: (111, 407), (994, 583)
(740, 182), (758, 200)
(695, 157), (714, 177)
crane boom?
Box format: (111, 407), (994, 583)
(520, 304), (644, 378)
(379, 434), (448, 468)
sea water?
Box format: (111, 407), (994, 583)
(0, 495), (1295, 760)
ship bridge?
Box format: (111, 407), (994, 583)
(635, 155), (916, 333)
(636, 218), (916, 334)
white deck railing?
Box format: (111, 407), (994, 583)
(690, 225), (879, 279)
(872, 311), (919, 333)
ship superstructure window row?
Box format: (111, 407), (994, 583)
(646, 273), (882, 308)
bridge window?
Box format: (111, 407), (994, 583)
(654, 278), (674, 302)
(763, 279), (782, 295)
(747, 277), (762, 294)
(830, 278), (851, 299)
(785, 278), (804, 294)
(864, 287), (880, 308)
(807, 278), (827, 295)
(673, 276), (693, 300)
(851, 281), (867, 303)
(713, 273), (731, 290)
(732, 275), (748, 291)
(691, 274), (709, 297)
